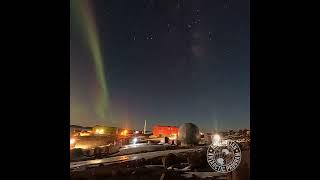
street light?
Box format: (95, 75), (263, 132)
(132, 137), (138, 144)
(70, 138), (75, 144)
(212, 134), (221, 146)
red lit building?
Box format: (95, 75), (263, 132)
(153, 125), (179, 137)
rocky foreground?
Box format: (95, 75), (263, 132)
(71, 142), (249, 180)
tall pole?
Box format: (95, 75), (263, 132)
(143, 120), (147, 134)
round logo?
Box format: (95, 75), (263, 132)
(207, 140), (241, 173)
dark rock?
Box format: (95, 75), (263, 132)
(147, 156), (163, 165)
(136, 158), (146, 166)
(71, 170), (91, 180)
(91, 166), (113, 178)
(170, 163), (189, 169)
(234, 161), (250, 180)
(94, 147), (102, 155)
(119, 167), (131, 175)
(100, 147), (105, 154)
(162, 153), (180, 168)
(111, 169), (119, 176)
(104, 146), (109, 154)
(176, 153), (188, 162)
(129, 166), (150, 175)
(86, 149), (94, 156)
(70, 148), (84, 159)
(160, 172), (166, 180)
(164, 137), (169, 143)
(187, 152), (203, 169)
(94, 147), (103, 158)
(83, 149), (89, 156)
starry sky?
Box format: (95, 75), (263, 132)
(70, 0), (250, 132)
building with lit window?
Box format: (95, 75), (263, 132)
(152, 125), (179, 138)
(92, 125), (118, 136)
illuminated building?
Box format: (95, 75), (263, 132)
(92, 125), (118, 136)
(153, 125), (179, 138)
(70, 125), (92, 136)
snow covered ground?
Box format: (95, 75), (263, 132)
(70, 148), (195, 170)
(115, 143), (171, 155)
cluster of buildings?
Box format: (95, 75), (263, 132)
(70, 124), (181, 139)
(70, 123), (250, 149)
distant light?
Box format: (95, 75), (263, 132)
(123, 129), (128, 135)
(120, 129), (128, 136)
(95, 129), (105, 135)
(135, 130), (139, 134)
(213, 134), (220, 141)
(80, 132), (90, 136)
(74, 144), (89, 149)
(70, 138), (75, 144)
(132, 138), (138, 144)
(212, 134), (222, 146)
(169, 133), (177, 140)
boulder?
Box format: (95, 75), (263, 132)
(162, 153), (180, 168)
(187, 152), (203, 169)
(70, 148), (83, 159)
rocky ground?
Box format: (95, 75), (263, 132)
(71, 142), (250, 180)
(70, 143), (184, 162)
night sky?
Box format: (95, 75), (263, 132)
(70, 0), (250, 132)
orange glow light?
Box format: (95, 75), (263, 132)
(120, 129), (128, 136)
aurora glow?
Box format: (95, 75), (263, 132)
(70, 0), (250, 130)
(71, 0), (111, 121)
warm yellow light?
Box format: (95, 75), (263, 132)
(70, 138), (75, 144)
(74, 144), (89, 149)
(169, 133), (177, 140)
(213, 134), (220, 141)
(212, 134), (222, 146)
(120, 129), (128, 136)
(95, 129), (105, 134)
(80, 132), (90, 136)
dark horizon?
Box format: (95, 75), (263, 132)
(70, 0), (250, 132)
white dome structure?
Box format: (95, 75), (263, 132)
(178, 123), (200, 146)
